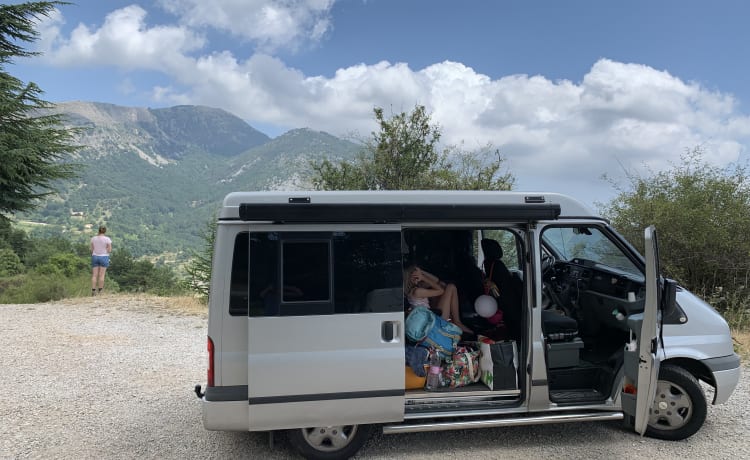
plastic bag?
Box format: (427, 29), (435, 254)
(478, 336), (518, 390)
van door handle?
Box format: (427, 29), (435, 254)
(381, 321), (400, 343)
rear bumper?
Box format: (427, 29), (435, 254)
(702, 354), (741, 405)
(201, 397), (250, 431)
(197, 385), (249, 431)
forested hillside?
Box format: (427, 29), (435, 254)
(19, 102), (359, 261)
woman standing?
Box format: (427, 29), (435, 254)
(90, 226), (112, 295)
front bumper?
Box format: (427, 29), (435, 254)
(702, 353), (742, 405)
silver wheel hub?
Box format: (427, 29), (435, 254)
(648, 379), (693, 430)
(301, 425), (357, 452)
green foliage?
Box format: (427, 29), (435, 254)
(0, 271), (91, 303)
(22, 235), (83, 267)
(108, 248), (182, 295)
(312, 105), (514, 191)
(0, 218), (30, 254)
(707, 286), (750, 332)
(44, 252), (88, 277)
(184, 219), (216, 302)
(0, 247), (22, 275)
(0, 2), (80, 220)
(601, 147), (750, 329)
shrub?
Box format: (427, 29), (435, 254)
(0, 248), (23, 276)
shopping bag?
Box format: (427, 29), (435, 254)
(478, 337), (518, 390)
(442, 346), (481, 388)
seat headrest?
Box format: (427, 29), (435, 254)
(481, 238), (503, 260)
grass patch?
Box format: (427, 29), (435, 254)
(0, 272), (92, 303)
(158, 294), (208, 316)
(732, 329), (750, 362)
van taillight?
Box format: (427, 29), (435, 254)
(207, 336), (215, 387)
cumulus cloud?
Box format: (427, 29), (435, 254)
(157, 0), (335, 51)
(41, 5), (204, 70)
(39, 5), (750, 204)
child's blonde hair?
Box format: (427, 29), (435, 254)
(403, 265), (419, 295)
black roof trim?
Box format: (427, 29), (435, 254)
(238, 203), (561, 223)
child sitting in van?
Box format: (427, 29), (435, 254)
(405, 265), (473, 334)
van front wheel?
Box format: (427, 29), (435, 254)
(645, 364), (707, 441)
(287, 424), (372, 460)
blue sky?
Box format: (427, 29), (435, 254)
(11, 0), (750, 207)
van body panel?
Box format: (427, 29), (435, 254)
(247, 314), (404, 401)
(209, 223), (248, 387)
(664, 290), (735, 358)
(528, 226), (550, 410)
(248, 397), (405, 431)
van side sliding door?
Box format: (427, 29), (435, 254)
(245, 225), (406, 430)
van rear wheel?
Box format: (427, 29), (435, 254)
(287, 424), (372, 460)
(645, 364), (707, 440)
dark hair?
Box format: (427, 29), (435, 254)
(98, 226), (107, 234)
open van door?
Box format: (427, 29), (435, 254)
(622, 225), (663, 435)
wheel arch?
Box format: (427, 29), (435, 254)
(661, 357), (715, 393)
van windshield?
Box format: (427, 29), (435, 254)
(542, 226), (642, 278)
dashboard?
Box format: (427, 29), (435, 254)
(545, 259), (646, 330)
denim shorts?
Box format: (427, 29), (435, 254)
(91, 255), (110, 268)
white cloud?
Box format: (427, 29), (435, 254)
(39, 6), (750, 206)
(42, 5), (205, 70)
(157, 0), (335, 51)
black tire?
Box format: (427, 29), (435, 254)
(287, 424), (372, 460)
(645, 364), (707, 441)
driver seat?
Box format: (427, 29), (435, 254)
(541, 310), (579, 341)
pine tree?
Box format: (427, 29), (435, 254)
(0, 2), (79, 221)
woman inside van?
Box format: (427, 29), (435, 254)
(405, 265), (473, 334)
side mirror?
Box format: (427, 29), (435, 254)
(661, 278), (678, 317)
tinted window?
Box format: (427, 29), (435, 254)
(282, 241), (331, 302)
(228, 232), (250, 316)
(229, 231), (403, 316)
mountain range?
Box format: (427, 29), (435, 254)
(21, 101), (360, 261)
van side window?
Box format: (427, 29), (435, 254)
(282, 240), (331, 302)
(228, 232), (250, 316)
(229, 231), (403, 317)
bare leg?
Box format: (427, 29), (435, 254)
(92, 267), (101, 290)
(436, 284), (472, 333)
(97, 268), (107, 290)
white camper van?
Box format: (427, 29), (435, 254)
(195, 191), (740, 459)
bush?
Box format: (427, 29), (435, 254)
(0, 248), (23, 276)
(707, 286), (750, 331)
(0, 272), (91, 303)
(47, 252), (88, 277)
(108, 248), (183, 296)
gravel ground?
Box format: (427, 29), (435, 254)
(2, 295), (748, 460)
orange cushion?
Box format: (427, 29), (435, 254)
(405, 365), (428, 390)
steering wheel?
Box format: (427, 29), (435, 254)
(541, 252), (556, 277)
